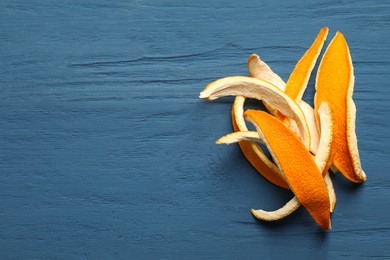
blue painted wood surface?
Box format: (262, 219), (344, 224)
(1, 0), (390, 258)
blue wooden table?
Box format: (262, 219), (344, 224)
(1, 0), (390, 258)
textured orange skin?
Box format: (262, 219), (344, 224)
(285, 27), (329, 101)
(231, 108), (290, 189)
(314, 32), (365, 183)
(277, 27), (329, 120)
(245, 110), (331, 230)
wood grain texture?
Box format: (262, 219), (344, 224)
(1, 0), (390, 258)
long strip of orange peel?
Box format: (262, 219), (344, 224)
(232, 96), (326, 191)
(277, 27), (329, 120)
(218, 101), (336, 224)
(231, 98), (336, 211)
(285, 27), (329, 102)
(244, 109), (331, 230)
(314, 32), (366, 183)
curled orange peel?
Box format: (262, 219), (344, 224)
(284, 27), (329, 102)
(217, 101), (335, 225)
(244, 109), (331, 230)
(314, 32), (366, 183)
(231, 96), (320, 187)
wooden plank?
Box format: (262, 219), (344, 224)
(0, 0), (389, 258)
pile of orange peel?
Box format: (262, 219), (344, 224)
(199, 27), (366, 230)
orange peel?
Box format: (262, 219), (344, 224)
(244, 109), (331, 230)
(228, 102), (322, 188)
(284, 27), (329, 102)
(314, 32), (366, 182)
(218, 101), (335, 222)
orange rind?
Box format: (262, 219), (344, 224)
(314, 32), (366, 183)
(251, 197), (300, 221)
(284, 27), (329, 102)
(217, 101), (336, 222)
(244, 110), (331, 230)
